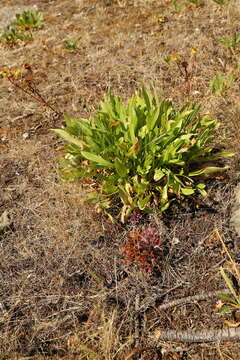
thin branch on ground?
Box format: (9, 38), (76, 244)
(157, 288), (229, 311)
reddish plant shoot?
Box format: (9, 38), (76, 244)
(120, 226), (162, 272)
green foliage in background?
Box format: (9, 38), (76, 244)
(0, 10), (44, 46)
(0, 25), (32, 45)
(217, 267), (240, 315)
(53, 87), (234, 222)
(213, 0), (230, 4)
(220, 33), (240, 49)
(211, 73), (235, 95)
(64, 38), (81, 51)
(13, 10), (44, 29)
(187, 0), (202, 6)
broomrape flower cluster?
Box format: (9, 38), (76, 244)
(121, 226), (162, 272)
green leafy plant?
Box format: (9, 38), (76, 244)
(187, 0), (202, 6)
(13, 10), (44, 29)
(213, 0), (230, 5)
(220, 33), (240, 49)
(163, 55), (171, 64)
(211, 73), (235, 95)
(53, 87), (234, 222)
(0, 10), (43, 46)
(217, 267), (240, 316)
(64, 38), (80, 51)
(216, 230), (240, 324)
(0, 25), (32, 45)
(171, 1), (184, 14)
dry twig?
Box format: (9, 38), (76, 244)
(157, 288), (229, 311)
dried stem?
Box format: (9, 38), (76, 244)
(6, 74), (61, 116)
(157, 288), (229, 311)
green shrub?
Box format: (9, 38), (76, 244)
(53, 87), (234, 222)
(211, 73), (235, 95)
(220, 33), (240, 49)
(64, 38), (80, 51)
(187, 0), (202, 6)
(213, 0), (230, 5)
(13, 10), (44, 29)
(0, 25), (32, 45)
(0, 10), (43, 46)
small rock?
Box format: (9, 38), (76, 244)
(22, 132), (29, 140)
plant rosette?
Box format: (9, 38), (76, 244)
(53, 87), (234, 222)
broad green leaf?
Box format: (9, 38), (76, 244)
(197, 187), (207, 196)
(199, 152), (235, 161)
(138, 125), (148, 139)
(99, 200), (111, 208)
(52, 129), (84, 148)
(211, 73), (224, 94)
(189, 166), (230, 177)
(81, 151), (113, 167)
(181, 187), (195, 195)
(196, 183), (205, 189)
(196, 183), (207, 196)
(102, 182), (118, 194)
(114, 158), (129, 177)
(200, 166), (230, 175)
(85, 192), (104, 203)
(154, 169), (165, 181)
(141, 86), (151, 110)
(147, 107), (160, 131)
(161, 183), (168, 202)
(188, 168), (207, 177)
(168, 159), (185, 166)
(160, 200), (170, 212)
(128, 97), (138, 144)
(137, 194), (152, 210)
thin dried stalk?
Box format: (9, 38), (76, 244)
(157, 289), (229, 311)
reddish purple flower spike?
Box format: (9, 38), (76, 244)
(120, 225), (163, 272)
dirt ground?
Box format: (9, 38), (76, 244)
(1, 0), (240, 359)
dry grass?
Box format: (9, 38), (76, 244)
(1, 0), (240, 359)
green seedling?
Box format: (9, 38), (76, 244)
(213, 0), (229, 4)
(216, 230), (240, 325)
(163, 55), (171, 64)
(0, 25), (32, 45)
(211, 73), (235, 95)
(13, 10), (44, 29)
(171, 1), (184, 14)
(53, 87), (234, 222)
(217, 268), (240, 315)
(64, 38), (80, 51)
(220, 33), (240, 49)
(187, 0), (202, 6)
(0, 10), (43, 46)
